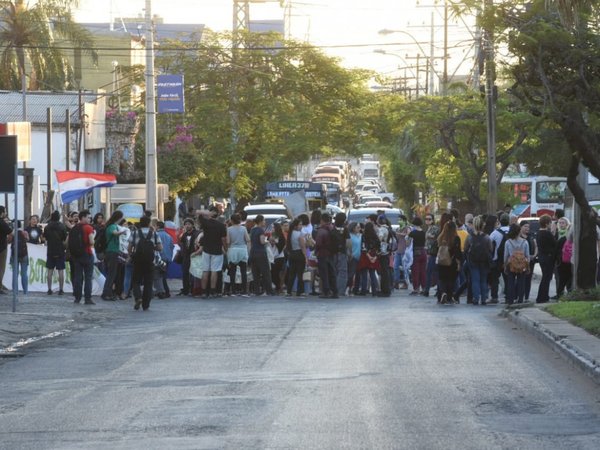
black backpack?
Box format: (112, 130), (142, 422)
(134, 229), (156, 264)
(495, 229), (508, 266)
(94, 228), (108, 256)
(68, 224), (86, 258)
(328, 226), (345, 254)
(469, 233), (491, 264)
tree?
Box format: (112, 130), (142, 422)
(497, 0), (600, 288)
(155, 31), (372, 201)
(0, 0), (97, 90)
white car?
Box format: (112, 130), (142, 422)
(244, 203), (292, 227)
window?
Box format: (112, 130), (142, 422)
(536, 181), (566, 203)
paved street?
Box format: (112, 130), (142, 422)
(1, 292), (600, 449)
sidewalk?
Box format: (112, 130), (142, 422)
(503, 305), (600, 385)
(0, 292), (129, 357)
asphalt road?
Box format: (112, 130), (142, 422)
(0, 294), (599, 449)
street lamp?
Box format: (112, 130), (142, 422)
(379, 28), (439, 94)
(373, 49), (420, 97)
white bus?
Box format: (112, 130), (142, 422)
(501, 176), (567, 217)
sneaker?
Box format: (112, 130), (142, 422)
(489, 298), (499, 304)
(134, 299), (142, 310)
(440, 293), (448, 304)
(239, 293), (250, 298)
(74, 298), (81, 304)
(285, 293), (293, 297)
(409, 291), (420, 296)
(47, 289), (53, 295)
(84, 299), (95, 305)
(58, 290), (64, 295)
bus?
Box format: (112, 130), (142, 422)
(501, 176), (567, 217)
(263, 180), (328, 211)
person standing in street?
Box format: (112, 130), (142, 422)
(198, 207), (228, 298)
(69, 210), (96, 305)
(25, 214), (44, 245)
(44, 210), (68, 295)
(156, 221), (174, 298)
(249, 215), (274, 296)
(536, 214), (557, 304)
(129, 216), (162, 311)
(177, 219), (199, 296)
(9, 221), (29, 295)
(315, 213), (338, 299)
(101, 210), (127, 301)
(0, 206), (13, 294)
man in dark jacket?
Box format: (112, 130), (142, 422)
(0, 206), (13, 294)
(44, 210), (68, 295)
(315, 213), (338, 298)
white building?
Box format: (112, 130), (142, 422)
(0, 90), (106, 220)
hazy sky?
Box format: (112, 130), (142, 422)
(75, 0), (477, 81)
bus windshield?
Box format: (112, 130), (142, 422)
(536, 180), (566, 203)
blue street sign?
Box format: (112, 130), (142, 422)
(157, 74), (185, 113)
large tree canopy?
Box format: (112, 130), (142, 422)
(153, 31), (373, 201)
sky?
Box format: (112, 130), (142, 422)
(75, 0), (478, 86)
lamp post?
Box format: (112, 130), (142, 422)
(379, 28), (440, 94)
(374, 49), (420, 97)
(484, 0), (497, 213)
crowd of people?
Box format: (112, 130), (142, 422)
(0, 203), (579, 308)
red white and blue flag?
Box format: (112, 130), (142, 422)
(55, 171), (117, 204)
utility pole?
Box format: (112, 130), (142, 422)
(442, 0), (449, 94)
(145, 0), (158, 215)
(484, 0), (497, 213)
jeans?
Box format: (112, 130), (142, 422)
(454, 259), (472, 302)
(489, 262), (502, 300)
(470, 263), (489, 304)
(536, 256), (554, 303)
(424, 255), (438, 293)
(124, 262), (133, 296)
(182, 256), (192, 294)
(347, 258), (359, 293)
(411, 251), (427, 291)
(524, 260), (535, 300)
(11, 255), (29, 294)
(360, 268), (379, 295)
(335, 253), (348, 295)
(317, 255), (337, 296)
(73, 254), (94, 301)
(393, 252), (405, 284)
(132, 261), (154, 309)
(506, 271), (526, 304)
(378, 254), (391, 295)
(251, 253), (273, 295)
(101, 252), (119, 297)
(228, 261), (248, 294)
(287, 250), (305, 295)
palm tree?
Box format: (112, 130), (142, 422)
(0, 0), (97, 90)
(549, 0), (594, 26)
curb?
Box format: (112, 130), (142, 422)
(503, 307), (600, 385)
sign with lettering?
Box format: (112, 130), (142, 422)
(157, 74), (185, 113)
(2, 243), (105, 295)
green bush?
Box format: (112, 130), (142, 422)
(559, 286), (600, 302)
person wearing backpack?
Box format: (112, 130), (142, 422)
(464, 216), (493, 305)
(315, 213), (338, 298)
(436, 221), (462, 304)
(44, 210), (68, 295)
(69, 210), (96, 305)
(503, 223), (530, 305)
(100, 210), (127, 301)
(520, 221), (538, 301)
(128, 215), (162, 311)
(555, 218), (573, 298)
(489, 213), (510, 304)
(377, 215), (393, 297)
